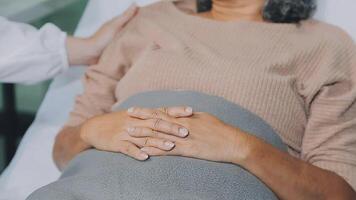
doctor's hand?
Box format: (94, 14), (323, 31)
(127, 107), (253, 164)
(66, 4), (138, 66)
(79, 106), (193, 161)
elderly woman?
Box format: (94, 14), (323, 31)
(30, 0), (355, 199)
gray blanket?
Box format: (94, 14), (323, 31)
(28, 91), (286, 200)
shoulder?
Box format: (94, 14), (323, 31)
(116, 2), (173, 34)
(135, 1), (173, 20)
(299, 20), (355, 48)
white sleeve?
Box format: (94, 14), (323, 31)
(0, 17), (69, 84)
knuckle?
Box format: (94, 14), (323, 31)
(126, 146), (136, 156)
(152, 130), (159, 137)
(118, 145), (126, 154)
(148, 119), (156, 128)
(120, 143), (131, 154)
(123, 144), (130, 153)
(144, 138), (149, 146)
(153, 118), (161, 130)
(146, 138), (161, 148)
(143, 128), (151, 136)
(161, 107), (168, 114)
(151, 110), (159, 118)
(173, 125), (183, 135)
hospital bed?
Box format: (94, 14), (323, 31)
(0, 0), (355, 199)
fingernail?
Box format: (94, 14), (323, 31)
(179, 127), (189, 137)
(127, 107), (134, 113)
(139, 152), (148, 160)
(164, 141), (175, 148)
(127, 127), (135, 133)
(185, 107), (193, 114)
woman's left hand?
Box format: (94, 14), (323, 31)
(126, 107), (252, 164)
(127, 108), (356, 200)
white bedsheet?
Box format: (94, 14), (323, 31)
(0, 0), (355, 199)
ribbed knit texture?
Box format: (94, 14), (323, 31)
(67, 1), (356, 189)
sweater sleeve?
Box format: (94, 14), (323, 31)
(0, 17), (68, 84)
(300, 31), (356, 190)
(65, 18), (147, 127)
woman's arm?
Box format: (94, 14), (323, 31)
(53, 126), (91, 171)
(53, 107), (192, 171)
(237, 135), (356, 200)
(54, 122), (356, 199)
(126, 107), (356, 200)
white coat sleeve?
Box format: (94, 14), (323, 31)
(0, 16), (69, 84)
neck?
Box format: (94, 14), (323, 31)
(209, 0), (264, 22)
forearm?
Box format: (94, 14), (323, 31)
(66, 36), (99, 66)
(53, 125), (92, 171)
(235, 134), (356, 200)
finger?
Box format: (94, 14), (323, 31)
(140, 147), (168, 156)
(141, 146), (180, 156)
(127, 107), (171, 121)
(127, 127), (180, 142)
(127, 127), (159, 138)
(127, 107), (192, 120)
(141, 118), (189, 138)
(127, 137), (175, 151)
(158, 106), (193, 118)
(118, 141), (148, 161)
(127, 107), (189, 137)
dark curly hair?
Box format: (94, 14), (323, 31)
(197, 0), (317, 23)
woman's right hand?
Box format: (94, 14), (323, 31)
(67, 4), (138, 66)
(80, 107), (193, 161)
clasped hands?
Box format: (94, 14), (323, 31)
(80, 106), (253, 165)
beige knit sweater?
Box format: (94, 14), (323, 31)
(66, 1), (356, 189)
